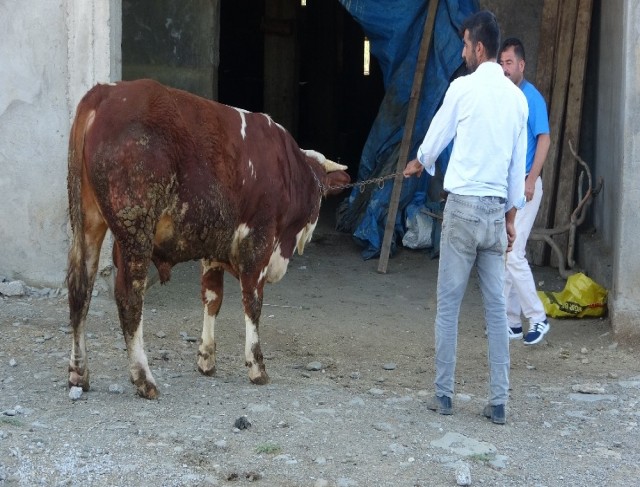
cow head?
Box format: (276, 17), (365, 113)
(302, 149), (351, 196)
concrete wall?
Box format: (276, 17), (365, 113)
(605, 0), (640, 339)
(0, 1), (120, 287)
(122, 0), (219, 99)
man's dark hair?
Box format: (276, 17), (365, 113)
(501, 37), (526, 61)
(459, 10), (500, 59)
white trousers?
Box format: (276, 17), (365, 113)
(504, 176), (547, 326)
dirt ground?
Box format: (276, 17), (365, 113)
(1, 209), (639, 486)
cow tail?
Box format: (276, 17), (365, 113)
(65, 97), (93, 311)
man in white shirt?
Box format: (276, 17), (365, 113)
(403, 10), (528, 425)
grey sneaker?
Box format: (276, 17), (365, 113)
(426, 395), (453, 415)
(508, 325), (523, 340)
(524, 319), (550, 345)
(482, 404), (506, 424)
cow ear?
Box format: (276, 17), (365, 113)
(322, 159), (348, 173)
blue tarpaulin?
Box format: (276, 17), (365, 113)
(336, 0), (479, 259)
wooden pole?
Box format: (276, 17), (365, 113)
(377, 0), (439, 274)
(550, 0), (593, 267)
(534, 0), (561, 105)
(529, 0), (579, 265)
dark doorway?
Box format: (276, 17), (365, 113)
(218, 0), (384, 178)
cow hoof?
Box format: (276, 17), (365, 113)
(249, 371), (270, 385)
(197, 350), (217, 376)
(136, 382), (159, 400)
(68, 369), (90, 391)
(197, 363), (217, 376)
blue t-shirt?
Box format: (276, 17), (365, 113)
(520, 80), (550, 174)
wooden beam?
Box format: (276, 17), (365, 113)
(534, 0), (561, 105)
(550, 0), (594, 267)
(377, 0), (439, 273)
(529, 0), (580, 265)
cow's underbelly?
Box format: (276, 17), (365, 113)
(152, 211), (236, 265)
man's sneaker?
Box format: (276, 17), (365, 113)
(508, 325), (523, 340)
(524, 319), (550, 345)
(426, 395), (453, 415)
(483, 404), (506, 424)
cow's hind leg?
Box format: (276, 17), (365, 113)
(197, 260), (224, 376)
(240, 274), (269, 385)
(67, 203), (108, 392)
(113, 243), (158, 399)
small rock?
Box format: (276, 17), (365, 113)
(368, 388), (385, 396)
(383, 362), (396, 370)
(215, 440), (227, 449)
(306, 361), (323, 371)
(108, 384), (124, 394)
(9, 358), (17, 367)
(69, 386), (84, 401)
(572, 383), (606, 394)
(315, 478), (329, 487)
(234, 416), (251, 430)
(155, 331), (167, 338)
(0, 280), (26, 297)
(580, 347), (588, 354)
(455, 461), (472, 486)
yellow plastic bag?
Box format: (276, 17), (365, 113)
(537, 272), (608, 318)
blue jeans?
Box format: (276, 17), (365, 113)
(434, 193), (510, 405)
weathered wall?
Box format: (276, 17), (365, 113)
(605, 0), (640, 339)
(0, 1), (120, 287)
(122, 0), (219, 99)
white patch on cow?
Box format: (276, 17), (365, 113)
(201, 302), (216, 347)
(233, 107), (248, 139)
(128, 315), (154, 385)
(231, 223), (251, 259)
(248, 159), (257, 179)
(295, 215), (319, 255)
(245, 313), (260, 363)
(262, 241), (290, 283)
(204, 289), (218, 303)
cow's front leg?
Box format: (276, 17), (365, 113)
(198, 260), (224, 376)
(240, 274), (269, 385)
(114, 246), (158, 399)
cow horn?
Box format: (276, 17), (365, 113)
(322, 159), (348, 173)
(302, 149), (348, 173)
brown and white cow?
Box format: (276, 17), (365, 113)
(66, 79), (349, 399)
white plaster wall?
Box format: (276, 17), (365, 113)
(0, 0), (120, 288)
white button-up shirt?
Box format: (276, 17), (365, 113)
(416, 61), (528, 211)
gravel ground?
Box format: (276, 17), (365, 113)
(1, 219), (639, 486)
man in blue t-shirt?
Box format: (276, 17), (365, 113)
(499, 38), (551, 345)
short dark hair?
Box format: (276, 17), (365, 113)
(501, 37), (526, 61)
(460, 10), (500, 59)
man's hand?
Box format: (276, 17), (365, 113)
(524, 176), (535, 202)
(505, 207), (517, 252)
(506, 220), (516, 252)
(403, 159), (424, 178)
